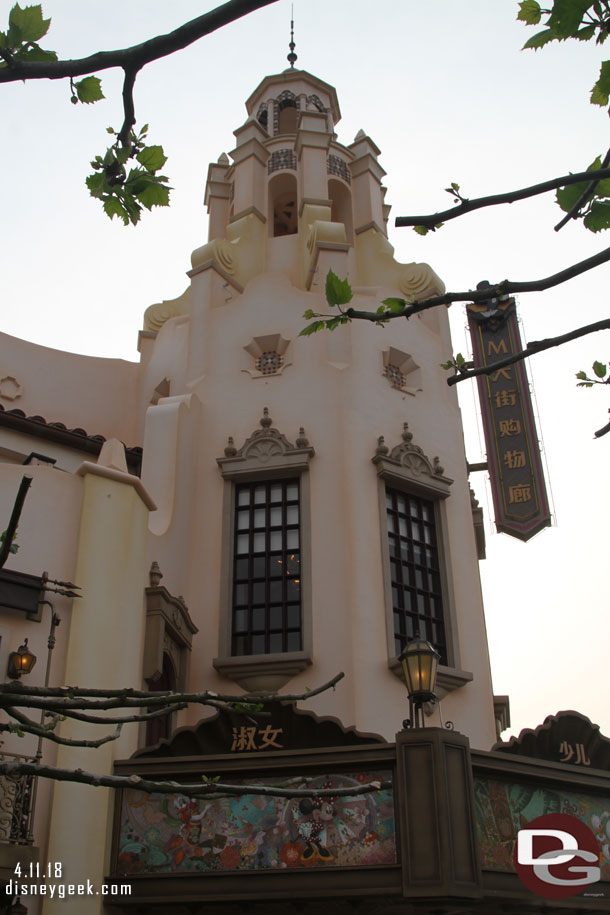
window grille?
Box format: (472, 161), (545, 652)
(385, 487), (447, 664)
(232, 480), (301, 655)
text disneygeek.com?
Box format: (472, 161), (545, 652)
(5, 880), (132, 899)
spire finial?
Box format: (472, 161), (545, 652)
(287, 5), (297, 69)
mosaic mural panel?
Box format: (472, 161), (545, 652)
(118, 771), (395, 875)
(474, 775), (610, 881)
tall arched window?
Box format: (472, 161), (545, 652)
(269, 173), (298, 237)
(329, 178), (353, 244)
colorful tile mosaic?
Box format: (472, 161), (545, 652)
(327, 154), (351, 185)
(268, 149), (297, 175)
(474, 775), (610, 881)
(384, 364), (406, 389)
(255, 351), (284, 375)
(117, 771), (395, 875)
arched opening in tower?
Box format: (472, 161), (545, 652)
(269, 173), (298, 237)
(329, 178), (354, 244)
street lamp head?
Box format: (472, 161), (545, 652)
(7, 638), (37, 679)
(399, 636), (440, 715)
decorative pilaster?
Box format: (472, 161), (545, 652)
(204, 152), (231, 241)
(349, 129), (387, 235)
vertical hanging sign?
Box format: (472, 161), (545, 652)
(467, 296), (551, 541)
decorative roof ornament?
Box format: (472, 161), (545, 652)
(287, 5), (297, 69)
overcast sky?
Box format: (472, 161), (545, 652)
(2, 0), (609, 742)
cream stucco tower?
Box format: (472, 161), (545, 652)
(137, 66), (497, 750)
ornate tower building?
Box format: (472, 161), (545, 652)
(138, 65), (496, 746)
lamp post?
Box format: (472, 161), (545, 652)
(399, 636), (440, 729)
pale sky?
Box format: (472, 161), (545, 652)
(2, 0), (609, 741)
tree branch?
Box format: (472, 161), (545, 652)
(49, 703), (188, 726)
(0, 0), (280, 83)
(394, 169), (610, 229)
(446, 318), (610, 386)
(3, 707), (122, 748)
(345, 245), (610, 322)
(117, 66), (139, 146)
(0, 759), (390, 801)
(0, 672), (343, 707)
(554, 148), (610, 231)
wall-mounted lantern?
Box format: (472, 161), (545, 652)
(7, 638), (37, 679)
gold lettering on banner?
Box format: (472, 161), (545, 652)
(494, 389), (518, 408)
(503, 450), (526, 469)
(508, 484), (531, 504)
(488, 339), (509, 357)
(498, 419), (521, 437)
(491, 367), (512, 383)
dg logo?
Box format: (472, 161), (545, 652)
(514, 813), (601, 899)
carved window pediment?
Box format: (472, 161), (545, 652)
(217, 408), (314, 480)
(372, 423), (452, 497)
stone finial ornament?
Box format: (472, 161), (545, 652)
(149, 561), (163, 588)
(224, 436), (237, 457)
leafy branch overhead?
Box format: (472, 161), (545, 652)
(0, 0), (280, 224)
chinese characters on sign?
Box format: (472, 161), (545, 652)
(558, 741), (591, 766)
(467, 296), (551, 541)
(231, 726), (284, 752)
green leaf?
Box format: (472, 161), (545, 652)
(381, 297), (406, 313)
(135, 180), (170, 210)
(13, 42), (56, 61)
(136, 145), (168, 172)
(576, 24), (597, 40)
(85, 172), (105, 198)
(75, 76), (104, 104)
(8, 3), (50, 43)
(593, 360), (608, 378)
(576, 370), (589, 379)
(556, 157), (603, 212)
(547, 0), (595, 38)
(583, 200), (610, 230)
(450, 181), (460, 192)
(591, 60), (610, 106)
(522, 28), (559, 49)
(576, 380), (595, 387)
(413, 225), (429, 235)
(302, 309), (316, 319)
(325, 269), (353, 307)
(102, 196), (128, 224)
(517, 1), (542, 25)
(298, 321), (325, 337)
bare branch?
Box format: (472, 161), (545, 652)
(595, 414), (610, 438)
(0, 672), (343, 708)
(394, 169), (610, 230)
(3, 707), (122, 748)
(0, 0), (280, 83)
(346, 246), (610, 322)
(0, 759), (390, 801)
(51, 703), (188, 726)
(446, 318), (610, 386)
(554, 148), (610, 231)
(117, 66), (139, 146)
